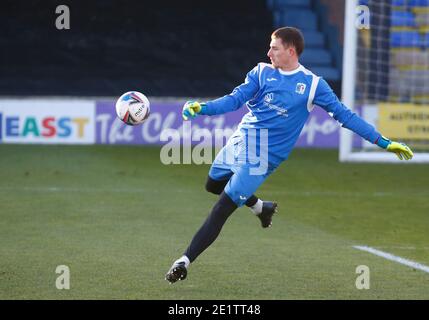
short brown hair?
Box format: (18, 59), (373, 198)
(272, 27), (304, 56)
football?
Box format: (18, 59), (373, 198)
(115, 91), (151, 126)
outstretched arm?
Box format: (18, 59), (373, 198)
(313, 78), (413, 160)
(182, 64), (261, 120)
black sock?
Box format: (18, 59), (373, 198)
(184, 191), (237, 263)
(245, 195), (258, 207)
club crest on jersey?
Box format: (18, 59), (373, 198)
(296, 83), (306, 94)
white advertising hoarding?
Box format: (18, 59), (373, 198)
(0, 99), (95, 144)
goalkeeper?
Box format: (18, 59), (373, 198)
(165, 27), (413, 283)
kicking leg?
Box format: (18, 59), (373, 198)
(222, 165), (278, 229)
(205, 176), (277, 228)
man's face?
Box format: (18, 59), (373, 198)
(267, 37), (295, 69)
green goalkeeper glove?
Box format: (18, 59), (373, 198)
(377, 136), (414, 160)
(182, 101), (206, 120)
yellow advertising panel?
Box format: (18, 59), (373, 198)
(378, 103), (429, 140)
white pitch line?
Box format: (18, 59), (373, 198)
(353, 245), (429, 274)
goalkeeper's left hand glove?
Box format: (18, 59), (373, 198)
(182, 101), (204, 121)
(376, 136), (414, 160)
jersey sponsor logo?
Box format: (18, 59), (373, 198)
(264, 93), (274, 103)
(263, 93), (288, 118)
(296, 83), (306, 94)
(267, 77), (277, 82)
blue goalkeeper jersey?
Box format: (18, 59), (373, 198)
(201, 63), (382, 165)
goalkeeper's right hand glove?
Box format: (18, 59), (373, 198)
(377, 136), (414, 160)
(182, 101), (203, 121)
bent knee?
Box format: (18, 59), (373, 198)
(205, 177), (228, 195)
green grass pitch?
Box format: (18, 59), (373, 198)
(0, 144), (428, 299)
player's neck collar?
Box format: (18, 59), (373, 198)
(277, 64), (302, 75)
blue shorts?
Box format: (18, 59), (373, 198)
(208, 130), (277, 207)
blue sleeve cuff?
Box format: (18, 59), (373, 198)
(199, 103), (209, 115)
(376, 136), (391, 149)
